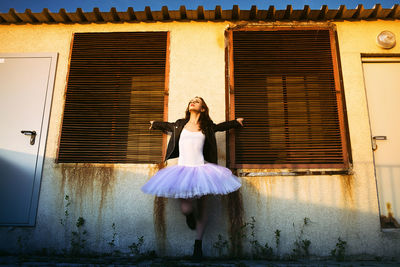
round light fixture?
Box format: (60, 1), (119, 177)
(376, 31), (396, 49)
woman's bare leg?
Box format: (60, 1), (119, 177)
(179, 198), (194, 215)
(180, 198), (198, 230)
(195, 196), (208, 240)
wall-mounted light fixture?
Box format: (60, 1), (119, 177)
(376, 31), (396, 49)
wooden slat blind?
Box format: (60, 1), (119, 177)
(231, 29), (349, 168)
(58, 32), (167, 163)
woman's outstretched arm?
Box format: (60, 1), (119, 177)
(149, 120), (175, 132)
(213, 118), (244, 132)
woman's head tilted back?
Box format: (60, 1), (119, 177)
(185, 96), (212, 133)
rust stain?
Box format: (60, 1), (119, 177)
(339, 174), (355, 207)
(242, 177), (262, 208)
(59, 163), (68, 210)
(244, 177), (262, 193)
(56, 163), (94, 212)
(380, 202), (400, 228)
(97, 165), (115, 220)
(146, 162), (167, 255)
(148, 161), (166, 179)
(57, 163), (116, 246)
(153, 196), (167, 255)
(223, 179), (244, 258)
(242, 176), (279, 194)
(241, 175), (276, 210)
(56, 163), (116, 222)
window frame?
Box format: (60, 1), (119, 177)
(55, 31), (170, 164)
(226, 26), (351, 170)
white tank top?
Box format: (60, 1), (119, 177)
(178, 128), (206, 166)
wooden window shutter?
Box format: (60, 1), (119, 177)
(230, 29), (350, 169)
(58, 32), (168, 163)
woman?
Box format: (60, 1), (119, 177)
(141, 96), (244, 260)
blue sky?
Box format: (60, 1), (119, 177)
(0, 0), (398, 13)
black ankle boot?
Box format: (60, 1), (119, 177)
(185, 212), (196, 230)
(192, 239), (203, 260)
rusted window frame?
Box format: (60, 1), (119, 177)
(226, 26), (351, 170)
(56, 31), (170, 164)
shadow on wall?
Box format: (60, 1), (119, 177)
(0, 154), (399, 259)
(0, 148), (40, 225)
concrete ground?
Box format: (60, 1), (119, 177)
(0, 254), (399, 267)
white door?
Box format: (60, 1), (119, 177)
(0, 53), (57, 226)
(363, 57), (400, 229)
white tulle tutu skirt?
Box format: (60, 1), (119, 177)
(141, 163), (242, 199)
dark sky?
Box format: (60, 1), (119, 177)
(0, 0), (398, 13)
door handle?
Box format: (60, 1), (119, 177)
(21, 130), (37, 145)
(372, 135), (387, 151)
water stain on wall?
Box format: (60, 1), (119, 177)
(59, 163), (68, 208)
(242, 176), (276, 208)
(339, 174), (355, 207)
(57, 163), (116, 247)
(148, 161), (166, 179)
(154, 196), (167, 255)
(58, 163), (115, 215)
(150, 161), (167, 255)
(380, 202), (400, 228)
(224, 188), (244, 258)
(97, 166), (115, 219)
(58, 161), (168, 253)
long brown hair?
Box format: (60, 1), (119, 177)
(184, 96), (212, 134)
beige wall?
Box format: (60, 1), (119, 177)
(0, 20), (399, 258)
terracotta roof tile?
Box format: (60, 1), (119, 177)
(0, 4), (399, 24)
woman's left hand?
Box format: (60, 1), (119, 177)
(236, 118), (244, 126)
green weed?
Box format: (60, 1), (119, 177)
(290, 217), (312, 260)
(129, 235), (144, 256)
(70, 216), (88, 256)
(331, 237), (347, 261)
(213, 234), (229, 257)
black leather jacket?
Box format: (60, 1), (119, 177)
(151, 117), (243, 164)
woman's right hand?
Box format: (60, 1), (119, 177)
(149, 120), (154, 129)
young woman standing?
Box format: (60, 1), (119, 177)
(141, 96), (244, 260)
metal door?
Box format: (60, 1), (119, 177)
(0, 53), (57, 226)
(363, 57), (400, 229)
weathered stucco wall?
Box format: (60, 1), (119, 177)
(0, 20), (399, 259)
(334, 20), (400, 256)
